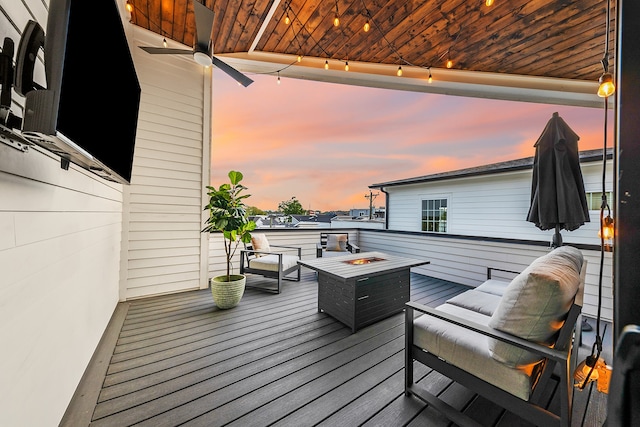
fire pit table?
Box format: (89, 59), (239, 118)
(298, 251), (430, 332)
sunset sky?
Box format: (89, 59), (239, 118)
(211, 72), (609, 212)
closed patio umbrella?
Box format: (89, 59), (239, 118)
(527, 112), (590, 247)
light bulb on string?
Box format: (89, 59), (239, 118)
(285, 14), (291, 25)
(163, 37), (167, 48)
(324, 60), (329, 70)
(297, 55), (302, 63)
(598, 73), (615, 97)
(344, 61), (349, 71)
(125, 0), (133, 13)
(363, 20), (370, 32)
(446, 59), (453, 68)
(334, 14), (340, 27)
(428, 69), (433, 84)
(397, 66), (403, 77)
(485, 0), (495, 6)
(277, 72), (281, 85)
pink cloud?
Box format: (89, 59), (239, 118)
(211, 73), (610, 211)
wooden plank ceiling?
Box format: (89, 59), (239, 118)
(126, 0), (614, 83)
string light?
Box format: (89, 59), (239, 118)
(428, 69), (433, 84)
(285, 14), (291, 25)
(446, 59), (453, 68)
(324, 60), (329, 70)
(363, 20), (370, 32)
(125, 0), (133, 13)
(277, 71), (281, 84)
(485, 0), (495, 6)
(297, 55), (302, 62)
(334, 1), (340, 26)
(397, 66), (403, 77)
(344, 61), (349, 71)
(163, 37), (167, 48)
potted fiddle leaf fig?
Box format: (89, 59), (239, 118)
(202, 170), (256, 309)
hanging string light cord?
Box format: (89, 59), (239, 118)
(579, 0), (613, 391)
(360, 0), (462, 71)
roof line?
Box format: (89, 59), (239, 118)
(369, 148), (612, 189)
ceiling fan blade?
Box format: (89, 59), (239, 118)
(212, 56), (254, 87)
(140, 46), (192, 55)
(193, 0), (214, 51)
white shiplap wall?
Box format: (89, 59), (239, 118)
(0, 1), (124, 425)
(0, 1), (212, 425)
(385, 160), (613, 247)
(120, 25), (211, 299)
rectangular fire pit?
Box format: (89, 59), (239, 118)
(298, 251), (430, 332)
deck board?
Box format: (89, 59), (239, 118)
(63, 269), (608, 427)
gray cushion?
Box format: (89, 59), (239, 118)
(249, 254), (299, 272)
(488, 246), (583, 367)
(413, 303), (535, 400)
(446, 290), (502, 316)
(475, 279), (510, 296)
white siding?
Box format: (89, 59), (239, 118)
(0, 1), (124, 425)
(385, 161), (613, 247)
(1, 126), (122, 425)
(358, 230), (613, 322)
(120, 26), (211, 299)
(0, 2), (211, 424)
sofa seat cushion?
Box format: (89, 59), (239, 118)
(413, 303), (535, 400)
(488, 246), (583, 367)
(249, 254), (299, 272)
(475, 279), (510, 296)
(446, 290), (503, 316)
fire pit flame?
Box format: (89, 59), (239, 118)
(342, 257), (385, 265)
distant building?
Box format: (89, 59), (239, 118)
(369, 149), (613, 246)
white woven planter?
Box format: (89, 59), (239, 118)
(211, 274), (246, 309)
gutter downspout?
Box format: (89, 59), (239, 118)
(379, 187), (389, 230)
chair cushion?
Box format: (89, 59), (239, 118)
(249, 254), (299, 272)
(446, 290), (502, 316)
(488, 246), (583, 367)
(413, 303), (535, 400)
(475, 279), (510, 296)
(251, 233), (270, 256)
(326, 234), (348, 251)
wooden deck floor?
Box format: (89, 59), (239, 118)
(63, 269), (609, 427)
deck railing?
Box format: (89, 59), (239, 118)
(207, 227), (612, 321)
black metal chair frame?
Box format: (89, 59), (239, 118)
(316, 232), (360, 257)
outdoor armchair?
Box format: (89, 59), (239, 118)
(316, 232), (360, 258)
(240, 233), (301, 294)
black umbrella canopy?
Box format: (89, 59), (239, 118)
(527, 112), (590, 247)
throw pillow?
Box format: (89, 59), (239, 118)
(488, 246), (583, 367)
(326, 234), (348, 251)
(251, 233), (270, 256)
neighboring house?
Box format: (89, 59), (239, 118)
(370, 149), (613, 247)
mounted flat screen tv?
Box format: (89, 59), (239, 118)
(21, 0), (141, 184)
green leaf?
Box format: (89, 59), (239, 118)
(228, 171), (243, 185)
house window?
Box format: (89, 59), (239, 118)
(421, 199), (447, 232)
(586, 191), (614, 211)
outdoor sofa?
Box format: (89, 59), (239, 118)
(405, 245), (586, 427)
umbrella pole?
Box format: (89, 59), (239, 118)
(552, 224), (563, 248)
